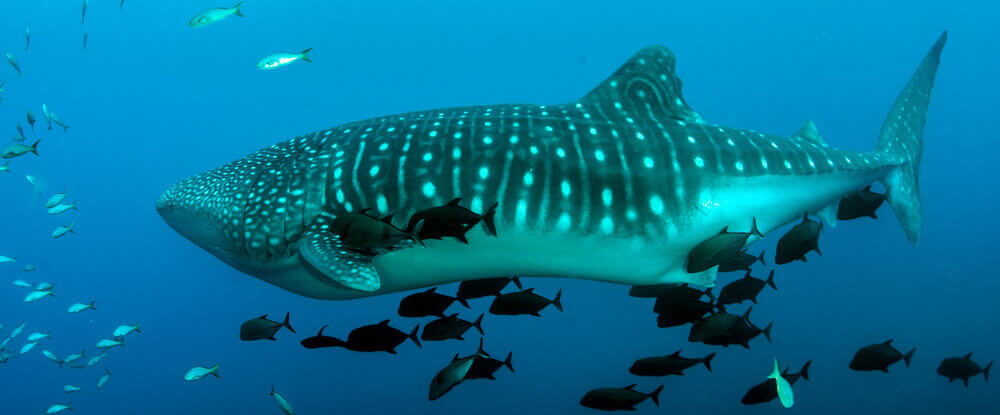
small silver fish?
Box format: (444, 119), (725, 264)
(2, 140), (40, 159)
(26, 110), (35, 130)
(46, 192), (66, 208)
(52, 223), (75, 239)
(48, 202), (78, 215)
(25, 28), (30, 51)
(188, 2), (244, 28)
(5, 53), (20, 76)
(257, 49), (313, 71)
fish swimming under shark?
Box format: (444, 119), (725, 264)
(157, 32), (946, 301)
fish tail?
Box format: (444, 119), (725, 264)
(703, 352), (716, 372)
(876, 31), (946, 246)
(408, 324), (422, 348)
(232, 2), (245, 17)
(134, 322), (142, 334)
(281, 312), (295, 333)
(30, 140), (40, 156)
(482, 202), (498, 236)
(456, 296), (470, 309)
(648, 385), (663, 406)
(472, 313), (484, 335)
(904, 348), (916, 368)
(211, 364), (220, 378)
(799, 360), (812, 381)
(757, 250), (767, 266)
(300, 48), (313, 63)
(511, 276), (523, 289)
(89, 300), (96, 310)
(984, 361), (992, 382)
(762, 322), (773, 343)
(765, 270), (776, 291)
(503, 351), (514, 373)
(551, 290), (563, 312)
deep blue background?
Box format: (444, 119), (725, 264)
(1, 0), (996, 413)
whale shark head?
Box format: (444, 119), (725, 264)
(156, 167), (247, 267)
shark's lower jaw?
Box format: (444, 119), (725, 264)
(158, 32), (945, 300)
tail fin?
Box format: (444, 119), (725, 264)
(89, 300), (96, 310)
(703, 352), (716, 372)
(232, 2), (244, 17)
(408, 325), (422, 348)
(299, 48), (313, 63)
(984, 361), (992, 382)
(482, 202), (498, 236)
(281, 312), (295, 333)
(503, 352), (514, 373)
(762, 322), (773, 343)
(551, 290), (563, 312)
(757, 250), (767, 266)
(904, 348), (916, 368)
(30, 140), (40, 156)
(877, 31), (946, 245)
(210, 364), (220, 378)
(456, 296), (470, 309)
(799, 360), (812, 381)
(648, 385), (663, 406)
(471, 313), (485, 335)
(765, 270), (776, 291)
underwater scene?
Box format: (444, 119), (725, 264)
(1, 0), (997, 413)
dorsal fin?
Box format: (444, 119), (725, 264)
(792, 120), (827, 146)
(623, 384), (637, 390)
(883, 339), (894, 346)
(964, 352), (973, 359)
(446, 197), (462, 207)
(317, 325), (328, 336)
(670, 350), (681, 357)
(578, 45), (703, 123)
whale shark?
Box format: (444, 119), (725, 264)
(157, 32), (946, 300)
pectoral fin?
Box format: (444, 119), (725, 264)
(299, 215), (381, 292)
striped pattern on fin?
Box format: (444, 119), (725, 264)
(299, 215), (381, 292)
(577, 45), (704, 123)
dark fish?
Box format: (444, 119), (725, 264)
(308, 320), (421, 353)
(775, 213), (822, 265)
(579, 384), (663, 411)
(689, 308), (772, 348)
(686, 218), (763, 273)
(651, 284), (712, 310)
(741, 361), (811, 405)
(26, 111), (35, 130)
(837, 186), (887, 220)
(299, 325), (342, 349)
(24, 28), (30, 51)
(629, 283), (677, 298)
(82, 0), (88, 24)
(421, 313), (484, 341)
(239, 312), (295, 341)
(83, 33), (88, 49)
(629, 351), (715, 376)
(6, 53), (21, 76)
(457, 277), (522, 300)
(937, 353), (992, 387)
(398, 287), (468, 318)
(330, 210), (422, 255)
(464, 338), (514, 381)
(655, 298), (716, 328)
(15, 123), (27, 143)
(717, 249), (766, 273)
(489, 288), (562, 316)
(717, 270), (776, 306)
(405, 197), (498, 243)
(849, 339), (915, 372)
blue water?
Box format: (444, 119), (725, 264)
(1, 0), (997, 413)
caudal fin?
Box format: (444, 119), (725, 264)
(877, 31), (946, 245)
(904, 348), (916, 368)
(551, 290), (563, 312)
(281, 312), (295, 333)
(648, 385), (663, 406)
(703, 352), (716, 372)
(984, 361), (992, 382)
(408, 324), (422, 348)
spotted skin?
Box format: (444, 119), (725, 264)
(158, 33), (945, 300)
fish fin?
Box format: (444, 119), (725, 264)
(30, 140), (40, 156)
(551, 290), (563, 312)
(317, 325), (328, 336)
(964, 352), (973, 359)
(758, 250), (767, 266)
(511, 277), (523, 290)
(281, 312), (295, 333)
(299, 215), (381, 292)
(299, 48), (313, 63)
(904, 348), (915, 368)
(816, 202), (838, 228)
(791, 120), (828, 146)
(446, 197), (462, 206)
(682, 266), (717, 288)
(742, 270), (752, 280)
(749, 217), (764, 237)
(211, 364), (220, 378)
(379, 319), (391, 326)
(408, 325), (422, 348)
(472, 314), (484, 335)
(962, 377), (969, 387)
(648, 385), (663, 406)
(426, 287), (438, 293)
(880, 367), (889, 373)
(577, 45), (704, 123)
(877, 31), (946, 246)
(798, 361), (811, 381)
(703, 352), (715, 372)
(750, 297), (757, 304)
(623, 384), (636, 390)
(89, 300), (96, 310)
(232, 1), (245, 17)
(504, 352), (514, 373)
(766, 271), (776, 290)
(669, 350), (681, 357)
(762, 322), (773, 343)
(482, 202), (498, 237)
(456, 296), (470, 309)
(984, 362), (992, 382)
